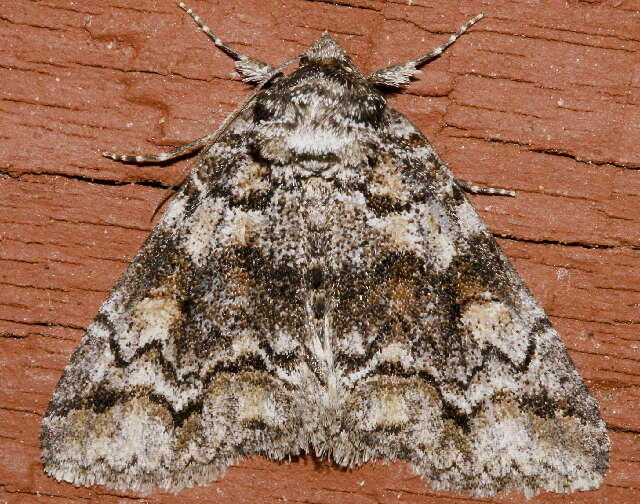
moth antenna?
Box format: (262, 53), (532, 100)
(178, 2), (276, 83)
(368, 13), (484, 88)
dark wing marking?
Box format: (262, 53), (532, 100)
(41, 115), (312, 492)
(325, 110), (609, 497)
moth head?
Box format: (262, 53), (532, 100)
(300, 32), (357, 71)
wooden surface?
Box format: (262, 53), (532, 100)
(1, 0), (639, 502)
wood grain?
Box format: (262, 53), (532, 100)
(1, 0), (638, 502)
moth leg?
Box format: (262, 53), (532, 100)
(367, 13), (484, 88)
(102, 132), (213, 163)
(457, 180), (516, 197)
(178, 2), (276, 84)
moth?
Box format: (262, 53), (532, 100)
(41, 3), (610, 498)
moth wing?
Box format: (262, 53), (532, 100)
(329, 111), (609, 497)
(41, 130), (309, 492)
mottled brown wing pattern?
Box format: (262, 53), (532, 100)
(325, 111), (609, 497)
(42, 5), (609, 498)
(41, 114), (315, 492)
